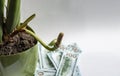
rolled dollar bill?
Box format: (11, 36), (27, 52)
(35, 44), (56, 76)
(38, 44), (43, 69)
(35, 69), (56, 76)
(56, 43), (81, 76)
(40, 46), (55, 69)
(47, 51), (63, 70)
(73, 66), (81, 76)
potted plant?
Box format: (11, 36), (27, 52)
(0, 0), (63, 76)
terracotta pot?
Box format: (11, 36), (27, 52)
(0, 43), (38, 76)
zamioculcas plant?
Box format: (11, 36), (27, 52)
(0, 0), (63, 76)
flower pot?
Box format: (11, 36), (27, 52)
(0, 43), (38, 76)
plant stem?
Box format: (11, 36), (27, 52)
(24, 28), (64, 51)
(0, 0), (5, 43)
(17, 14), (35, 31)
(49, 39), (57, 46)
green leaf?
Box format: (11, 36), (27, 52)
(0, 0), (5, 43)
(6, 0), (20, 34)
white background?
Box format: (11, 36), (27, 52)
(22, 0), (120, 76)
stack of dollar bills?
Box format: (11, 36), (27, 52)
(35, 43), (82, 76)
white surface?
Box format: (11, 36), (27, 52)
(22, 0), (120, 76)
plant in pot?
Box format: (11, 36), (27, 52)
(0, 0), (63, 76)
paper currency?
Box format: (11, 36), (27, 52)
(73, 66), (81, 76)
(56, 43), (81, 76)
(35, 69), (56, 76)
(47, 51), (63, 70)
(40, 46), (55, 69)
(35, 43), (82, 76)
(35, 44), (56, 76)
(56, 56), (78, 76)
(38, 44), (42, 69)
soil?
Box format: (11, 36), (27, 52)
(0, 31), (37, 55)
